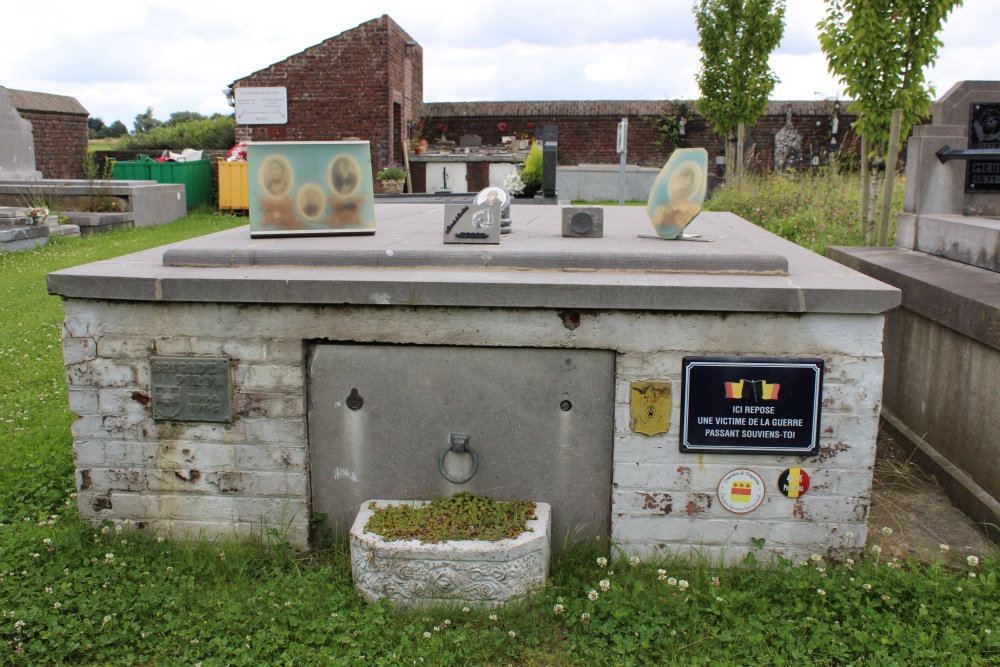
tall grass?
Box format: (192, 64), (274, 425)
(1, 202), (996, 665)
(704, 169), (904, 254)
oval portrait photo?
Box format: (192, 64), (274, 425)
(328, 153), (362, 199)
(258, 154), (294, 199)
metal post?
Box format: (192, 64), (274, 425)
(617, 118), (628, 205)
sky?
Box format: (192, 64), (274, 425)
(2, 0), (996, 128)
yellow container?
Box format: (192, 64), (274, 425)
(218, 159), (248, 211)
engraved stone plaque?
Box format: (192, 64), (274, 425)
(966, 102), (1000, 192)
(151, 356), (232, 422)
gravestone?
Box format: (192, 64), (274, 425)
(828, 80), (1000, 543)
(539, 125), (558, 198)
(458, 134), (482, 148)
(0, 87), (43, 180)
(774, 108), (802, 173)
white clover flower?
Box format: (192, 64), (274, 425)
(104, 553), (114, 565)
(14, 620), (25, 629)
(967, 555), (980, 567)
(629, 556), (641, 566)
(114, 525), (122, 535)
(596, 557), (607, 568)
(44, 587), (52, 594)
(443, 619), (451, 626)
(810, 554), (822, 562)
(331, 612), (338, 618)
(658, 570), (667, 581)
(881, 594), (891, 601)
(817, 589), (826, 596)
(939, 543), (950, 552)
(42, 538), (52, 546)
(100, 526), (110, 535)
(970, 572), (977, 578)
(489, 613), (498, 621)
(846, 558), (855, 568)
(845, 532), (854, 539)
(678, 580), (689, 590)
(553, 603), (565, 614)
(870, 544), (882, 555)
(711, 576), (720, 586)
(423, 631), (431, 639)
(985, 629), (993, 635)
(667, 577), (678, 586)
(881, 526), (893, 536)
(53, 602), (61, 609)
(587, 590), (599, 601)
(716, 596), (725, 602)
(433, 626), (440, 632)
(599, 579), (610, 592)
(580, 612), (591, 623)
(863, 583), (872, 591)
(166, 566), (173, 572)
(508, 630), (516, 638)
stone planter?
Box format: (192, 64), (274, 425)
(350, 500), (551, 608)
(380, 179), (405, 194)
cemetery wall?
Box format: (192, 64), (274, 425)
(62, 300), (883, 562)
(422, 100), (859, 171)
(230, 15), (422, 176)
(7, 88), (88, 179)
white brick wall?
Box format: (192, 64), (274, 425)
(61, 300), (883, 561)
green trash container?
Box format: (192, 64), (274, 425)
(112, 157), (212, 208)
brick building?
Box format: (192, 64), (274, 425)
(7, 87), (89, 179)
(229, 15), (423, 180)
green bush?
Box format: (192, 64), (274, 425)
(117, 116), (236, 151)
(521, 141), (543, 188)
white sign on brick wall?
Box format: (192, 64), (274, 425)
(235, 88), (288, 125)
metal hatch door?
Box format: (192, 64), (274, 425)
(307, 344), (615, 549)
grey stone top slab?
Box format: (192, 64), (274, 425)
(828, 245), (1000, 350)
(895, 213), (1000, 272)
(48, 204), (899, 314)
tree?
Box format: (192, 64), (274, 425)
(694, 0), (786, 180)
(164, 111), (208, 127)
(818, 0), (963, 244)
(818, 0), (963, 148)
(133, 106), (163, 134)
(104, 120), (128, 138)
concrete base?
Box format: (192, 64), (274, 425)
(351, 500), (551, 608)
(48, 205), (898, 562)
(896, 213), (1000, 272)
(557, 164), (661, 202)
(0, 223), (48, 251)
(63, 211), (134, 235)
(828, 244), (1000, 544)
(0, 180), (185, 227)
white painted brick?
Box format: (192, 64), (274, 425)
(104, 442), (154, 467)
(264, 339), (304, 364)
(233, 393), (304, 419)
(234, 445), (307, 471)
(612, 489), (869, 523)
(220, 338), (268, 362)
(150, 441), (235, 470)
(233, 364), (303, 393)
(71, 415), (104, 440)
(612, 516), (864, 549)
(81, 468), (147, 493)
(67, 389), (99, 416)
(97, 336), (152, 359)
(232, 497), (309, 525)
(203, 471), (308, 497)
(61, 303), (106, 338)
(152, 421), (243, 446)
(238, 418), (306, 446)
(98, 388), (151, 419)
(110, 492), (237, 521)
(74, 440), (106, 466)
(66, 359), (136, 388)
(61, 335), (97, 365)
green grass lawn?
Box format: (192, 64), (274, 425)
(1, 197), (996, 665)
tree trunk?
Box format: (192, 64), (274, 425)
(860, 134), (870, 241)
(877, 109), (903, 247)
(736, 123), (746, 188)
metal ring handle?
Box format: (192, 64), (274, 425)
(439, 444), (478, 484)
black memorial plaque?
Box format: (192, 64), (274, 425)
(151, 356), (232, 422)
(680, 357), (823, 455)
(966, 102), (1000, 192)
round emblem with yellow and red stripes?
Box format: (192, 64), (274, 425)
(717, 468), (765, 513)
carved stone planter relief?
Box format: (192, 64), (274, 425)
(350, 500), (551, 608)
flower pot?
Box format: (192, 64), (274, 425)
(514, 184), (540, 199)
(351, 500), (551, 608)
(381, 179), (405, 195)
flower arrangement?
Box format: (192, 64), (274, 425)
(376, 164), (407, 181)
(23, 206), (49, 223)
(502, 170), (525, 195)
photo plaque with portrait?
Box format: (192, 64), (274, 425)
(248, 141), (376, 237)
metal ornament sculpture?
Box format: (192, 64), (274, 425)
(646, 147), (708, 239)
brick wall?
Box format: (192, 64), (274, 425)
(423, 100), (860, 173)
(231, 15), (422, 187)
(18, 111), (88, 179)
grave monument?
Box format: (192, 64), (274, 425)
(829, 80), (1000, 543)
(49, 195), (898, 562)
(0, 86), (43, 181)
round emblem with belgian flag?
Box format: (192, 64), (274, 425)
(717, 468), (765, 513)
(778, 468), (811, 498)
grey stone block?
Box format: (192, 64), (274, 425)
(561, 207), (603, 237)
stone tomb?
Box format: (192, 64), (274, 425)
(830, 80), (1000, 543)
(48, 204), (898, 562)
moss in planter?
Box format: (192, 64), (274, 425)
(364, 492), (537, 543)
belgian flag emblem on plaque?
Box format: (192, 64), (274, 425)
(718, 469), (765, 513)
